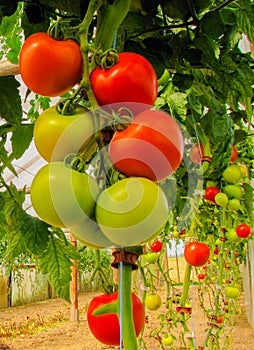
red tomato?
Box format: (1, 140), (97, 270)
(19, 32), (83, 96)
(197, 273), (206, 280)
(90, 52), (158, 107)
(87, 292), (145, 346)
(230, 145), (238, 163)
(108, 110), (184, 182)
(184, 242), (210, 267)
(236, 224), (252, 238)
(150, 240), (163, 253)
(204, 186), (221, 203)
(189, 143), (204, 164)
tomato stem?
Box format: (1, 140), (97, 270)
(95, 0), (132, 51)
(118, 263), (139, 350)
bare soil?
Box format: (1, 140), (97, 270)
(0, 289), (253, 350)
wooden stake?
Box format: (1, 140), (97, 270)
(69, 232), (79, 321)
(0, 60), (19, 76)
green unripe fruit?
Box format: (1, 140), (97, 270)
(214, 192), (228, 207)
(222, 165), (242, 184)
(223, 184), (243, 199)
(227, 198), (241, 211)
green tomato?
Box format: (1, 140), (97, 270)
(145, 294), (162, 311)
(227, 198), (241, 211)
(226, 228), (242, 243)
(214, 192), (228, 207)
(95, 177), (169, 246)
(34, 105), (94, 162)
(31, 162), (99, 228)
(161, 335), (174, 346)
(144, 252), (158, 263)
(71, 218), (114, 249)
(225, 286), (240, 299)
(223, 184), (243, 199)
(222, 165), (242, 184)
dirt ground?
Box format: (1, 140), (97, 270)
(0, 288), (254, 350)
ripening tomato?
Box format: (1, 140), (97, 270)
(87, 292), (145, 346)
(236, 224), (252, 238)
(19, 32), (83, 96)
(30, 162), (99, 228)
(197, 273), (206, 280)
(90, 52), (158, 107)
(145, 294), (162, 311)
(109, 110), (184, 182)
(34, 105), (94, 162)
(150, 240), (163, 253)
(184, 242), (210, 267)
(189, 143), (204, 164)
(204, 186), (220, 203)
(230, 145), (238, 163)
(95, 177), (169, 246)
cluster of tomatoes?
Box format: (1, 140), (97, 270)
(19, 31), (185, 250)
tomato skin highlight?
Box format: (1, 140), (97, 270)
(184, 242), (210, 267)
(33, 105), (94, 162)
(90, 52), (158, 107)
(109, 110), (184, 182)
(30, 162), (99, 228)
(19, 32), (83, 97)
(87, 292), (145, 346)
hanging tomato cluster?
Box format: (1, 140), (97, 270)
(19, 30), (184, 249)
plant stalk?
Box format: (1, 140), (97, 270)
(118, 263), (138, 350)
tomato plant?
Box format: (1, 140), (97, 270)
(19, 32), (83, 97)
(87, 292), (145, 346)
(90, 52), (158, 107)
(184, 242), (210, 267)
(236, 224), (252, 238)
(109, 109), (184, 182)
(34, 105), (94, 162)
(145, 294), (162, 311)
(30, 162), (99, 228)
(95, 177), (169, 246)
(150, 240), (163, 253)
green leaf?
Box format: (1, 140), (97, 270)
(11, 124), (34, 160)
(201, 11), (225, 40)
(235, 0), (254, 43)
(0, 76), (22, 124)
(39, 232), (80, 302)
(21, 215), (50, 256)
(5, 227), (27, 259)
(242, 183), (254, 224)
(21, 5), (50, 38)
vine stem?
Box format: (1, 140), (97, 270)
(118, 263), (138, 350)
